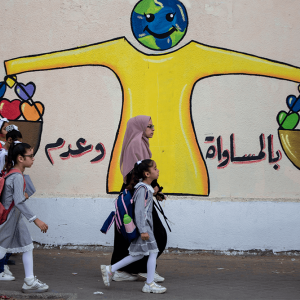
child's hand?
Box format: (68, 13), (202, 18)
(25, 192), (29, 199)
(34, 218), (48, 233)
(141, 233), (149, 241)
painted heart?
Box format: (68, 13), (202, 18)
(0, 99), (22, 120)
(15, 82), (36, 101)
(0, 82), (6, 98)
(5, 75), (17, 88)
(286, 95), (300, 113)
(21, 102), (44, 121)
(277, 111), (299, 129)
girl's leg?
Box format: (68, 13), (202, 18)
(22, 250), (34, 278)
(22, 250), (49, 293)
(101, 255), (144, 287)
(146, 252), (158, 284)
(110, 224), (131, 270)
(0, 253), (15, 281)
(0, 256), (5, 273)
(111, 254), (144, 272)
(4, 253), (11, 265)
(142, 252), (166, 294)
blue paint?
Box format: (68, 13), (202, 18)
(0, 82), (6, 98)
(286, 95), (300, 113)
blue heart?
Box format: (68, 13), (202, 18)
(14, 82), (36, 101)
(286, 94), (300, 112)
(0, 82), (6, 98)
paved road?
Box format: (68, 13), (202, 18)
(1, 249), (300, 300)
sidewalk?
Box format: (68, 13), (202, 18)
(1, 249), (300, 300)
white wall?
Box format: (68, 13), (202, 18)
(1, 0), (300, 251)
(26, 197), (300, 252)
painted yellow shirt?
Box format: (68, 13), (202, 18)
(5, 37), (300, 195)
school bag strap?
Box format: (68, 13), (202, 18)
(132, 184), (148, 206)
(0, 169), (26, 225)
(153, 199), (171, 232)
(4, 169), (26, 188)
(135, 183), (171, 232)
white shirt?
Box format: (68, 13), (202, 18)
(0, 148), (8, 172)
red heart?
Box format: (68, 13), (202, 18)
(0, 98), (22, 120)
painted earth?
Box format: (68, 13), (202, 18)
(131, 0), (188, 51)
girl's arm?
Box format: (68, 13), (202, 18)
(134, 187), (148, 234)
(13, 174), (48, 232)
(12, 174), (37, 222)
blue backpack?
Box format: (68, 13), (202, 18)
(100, 187), (148, 242)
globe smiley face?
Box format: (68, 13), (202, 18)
(131, 0), (188, 51)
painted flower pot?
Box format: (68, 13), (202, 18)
(278, 129), (300, 169)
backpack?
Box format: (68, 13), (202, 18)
(0, 169), (25, 225)
(101, 185), (148, 242)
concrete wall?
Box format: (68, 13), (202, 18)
(1, 0), (300, 252)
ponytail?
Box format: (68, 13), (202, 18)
(6, 129), (22, 141)
(6, 142), (32, 173)
(126, 159), (154, 190)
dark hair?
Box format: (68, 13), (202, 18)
(6, 130), (22, 141)
(0, 121), (8, 134)
(6, 142), (32, 173)
(126, 159), (154, 190)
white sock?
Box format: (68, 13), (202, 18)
(146, 252), (158, 284)
(111, 254), (144, 273)
(22, 250), (34, 278)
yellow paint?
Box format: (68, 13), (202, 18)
(5, 38), (300, 195)
(154, 0), (164, 8)
(21, 102), (44, 121)
(177, 4), (186, 22)
(5, 75), (17, 88)
(279, 129), (300, 169)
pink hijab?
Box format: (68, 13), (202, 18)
(120, 115), (152, 182)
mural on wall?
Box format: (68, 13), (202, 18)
(0, 77), (44, 155)
(277, 85), (300, 170)
(205, 134), (282, 170)
(3, 0), (300, 196)
(131, 0), (188, 51)
(45, 138), (106, 165)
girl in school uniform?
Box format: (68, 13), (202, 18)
(0, 142), (49, 293)
(0, 125), (23, 279)
(111, 115), (167, 283)
(0, 118), (9, 148)
(0, 125), (23, 172)
(101, 159), (167, 294)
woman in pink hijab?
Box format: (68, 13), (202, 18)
(120, 115), (153, 184)
(110, 115), (167, 283)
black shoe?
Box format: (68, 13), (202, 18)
(7, 260), (15, 265)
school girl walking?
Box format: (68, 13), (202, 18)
(0, 125), (23, 279)
(0, 142), (49, 293)
(101, 159), (167, 294)
(111, 115), (167, 282)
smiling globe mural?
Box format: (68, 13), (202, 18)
(3, 0), (300, 197)
(131, 0), (188, 50)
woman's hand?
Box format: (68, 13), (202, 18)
(156, 193), (166, 201)
(25, 192), (29, 199)
(141, 233), (149, 241)
(34, 218), (48, 233)
(153, 186), (159, 195)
